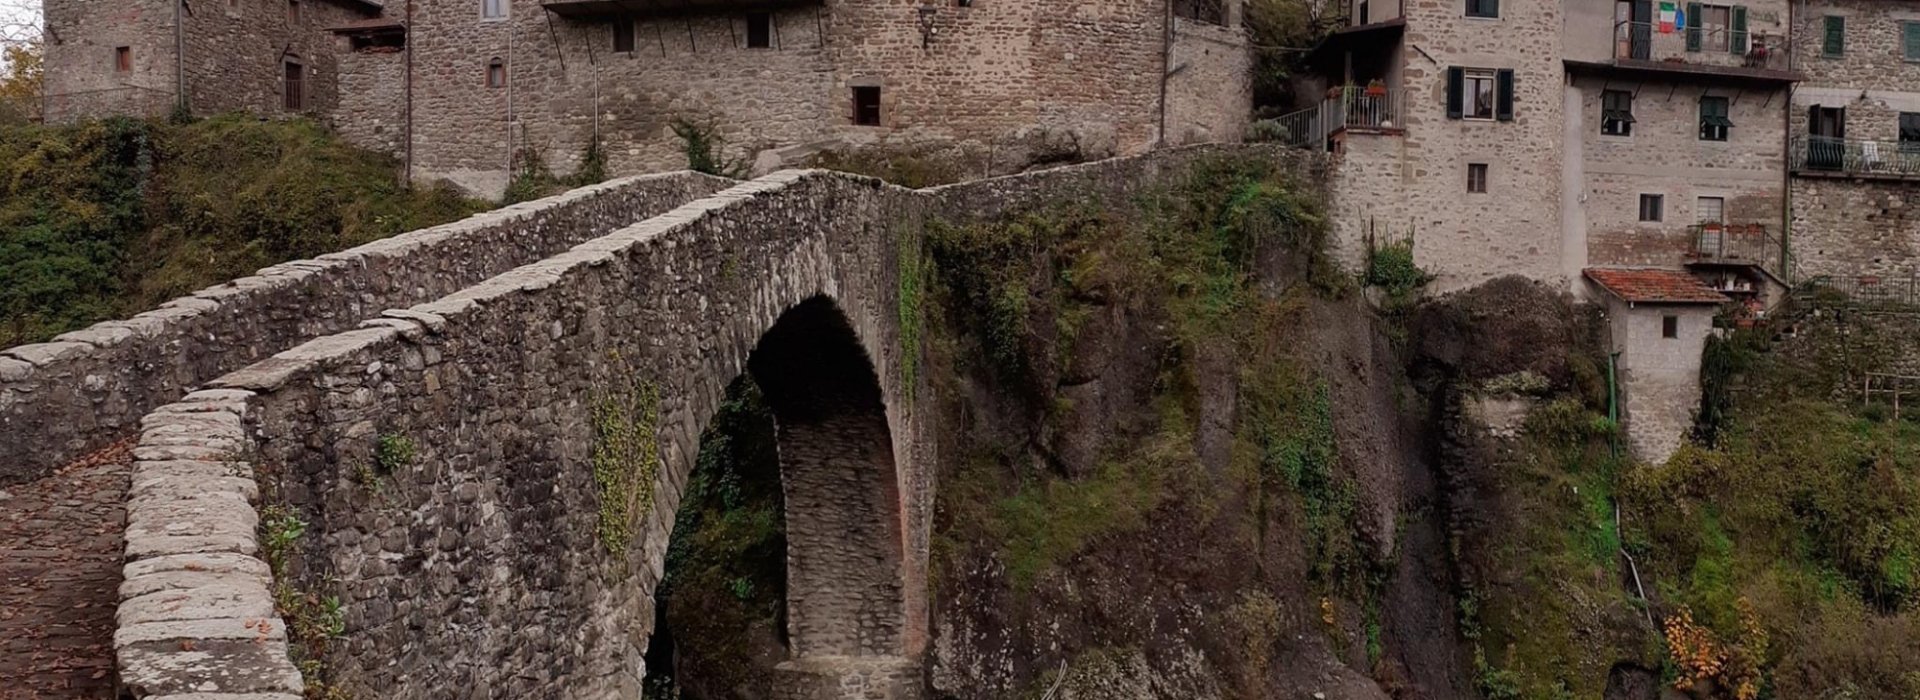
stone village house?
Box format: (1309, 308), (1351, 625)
(40, 0), (1256, 195)
(36, 0), (1920, 461)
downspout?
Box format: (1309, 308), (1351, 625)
(173, 0), (185, 113)
(507, 14), (516, 182)
(1157, 0), (1173, 147)
(404, 0), (414, 184)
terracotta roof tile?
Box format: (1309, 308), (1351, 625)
(1584, 267), (1729, 304)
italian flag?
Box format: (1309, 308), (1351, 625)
(1659, 2), (1679, 32)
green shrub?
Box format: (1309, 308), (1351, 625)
(669, 117), (749, 178)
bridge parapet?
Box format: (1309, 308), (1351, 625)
(0, 171), (735, 487)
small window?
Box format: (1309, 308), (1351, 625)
(1466, 163), (1488, 193)
(1639, 194), (1664, 222)
(1465, 0), (1497, 18)
(114, 46), (131, 73)
(613, 17), (635, 53)
(1699, 95), (1731, 141)
(1602, 89), (1634, 136)
(852, 85), (881, 126)
(954, 0), (973, 6)
(1695, 5), (1731, 52)
(287, 0), (300, 22)
(283, 60), (304, 110)
(1463, 69), (1495, 119)
(1697, 196), (1724, 224)
(482, 0), (507, 19)
(1901, 113), (1920, 149)
(745, 13), (773, 48)
(1823, 15), (1844, 56)
(1904, 22), (1920, 61)
(1662, 315), (1679, 339)
(486, 58), (506, 88)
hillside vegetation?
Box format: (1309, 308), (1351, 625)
(0, 115), (486, 347)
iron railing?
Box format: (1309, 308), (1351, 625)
(1796, 274), (1920, 310)
(1688, 222), (1783, 274)
(1791, 135), (1920, 177)
(1611, 20), (1792, 73)
(1253, 85), (1405, 151)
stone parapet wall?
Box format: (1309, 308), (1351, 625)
(111, 145), (1319, 699)
(1791, 177), (1920, 280)
(0, 171), (734, 486)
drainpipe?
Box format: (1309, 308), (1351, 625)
(173, 0), (185, 113)
(507, 15), (516, 181)
(1157, 0), (1173, 147)
(1607, 350), (1621, 459)
(405, 0), (414, 185)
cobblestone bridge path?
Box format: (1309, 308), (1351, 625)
(0, 439), (132, 699)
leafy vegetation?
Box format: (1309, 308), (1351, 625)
(644, 378), (786, 700)
(261, 504), (349, 700)
(591, 354), (662, 552)
(0, 114), (488, 347)
(669, 117), (749, 179)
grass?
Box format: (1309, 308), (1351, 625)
(0, 114), (490, 347)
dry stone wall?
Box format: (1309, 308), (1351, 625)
(112, 145), (1325, 699)
(0, 171), (733, 486)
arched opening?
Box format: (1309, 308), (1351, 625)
(644, 296), (907, 698)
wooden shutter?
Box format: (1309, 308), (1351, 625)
(1825, 16), (1844, 56)
(1685, 2), (1703, 52)
(1446, 67), (1464, 120)
(1495, 69), (1515, 122)
(1905, 22), (1920, 60)
(1731, 6), (1748, 54)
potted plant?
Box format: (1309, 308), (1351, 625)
(1365, 79), (1388, 97)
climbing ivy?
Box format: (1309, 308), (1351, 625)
(593, 353), (664, 553)
(897, 225), (926, 400)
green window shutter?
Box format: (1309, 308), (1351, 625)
(1905, 22), (1920, 60)
(1496, 69), (1515, 121)
(1731, 6), (1748, 55)
(1446, 67), (1464, 119)
(1825, 16), (1845, 56)
(1686, 2), (1704, 52)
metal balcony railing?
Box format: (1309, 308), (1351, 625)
(1796, 274), (1920, 310)
(1611, 20), (1792, 74)
(1252, 85), (1405, 151)
(1688, 223), (1784, 277)
(1791, 135), (1920, 178)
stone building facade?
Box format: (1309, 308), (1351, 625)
(1309, 0), (1800, 461)
(42, 0), (1254, 196)
(42, 0), (379, 121)
(1789, 0), (1920, 287)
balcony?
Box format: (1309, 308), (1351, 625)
(1790, 136), (1920, 180)
(541, 0), (820, 20)
(1686, 223), (1785, 283)
(1254, 85), (1404, 151)
(1566, 21), (1800, 84)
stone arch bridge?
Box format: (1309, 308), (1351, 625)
(30, 145), (1310, 699)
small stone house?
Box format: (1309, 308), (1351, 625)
(1584, 267), (1727, 462)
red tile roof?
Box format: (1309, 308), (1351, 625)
(1584, 267), (1729, 304)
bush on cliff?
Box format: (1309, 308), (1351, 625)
(0, 114), (487, 347)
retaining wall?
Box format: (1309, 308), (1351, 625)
(0, 171), (734, 486)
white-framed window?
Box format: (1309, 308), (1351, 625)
(1466, 163), (1488, 193)
(1697, 196), (1724, 224)
(482, 0), (508, 20)
(1463, 69), (1495, 120)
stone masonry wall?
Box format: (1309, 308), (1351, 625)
(1791, 176), (1920, 279)
(1572, 75), (1788, 269)
(1376, 0), (1566, 292)
(111, 145), (1325, 699)
(333, 46), (407, 155)
(0, 171), (733, 487)
(40, 0), (178, 121)
(179, 0), (375, 118)
(394, 0), (1250, 196)
(1597, 293), (1718, 463)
